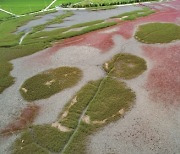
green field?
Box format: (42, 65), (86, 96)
(0, 0), (53, 15)
(0, 10), (12, 20)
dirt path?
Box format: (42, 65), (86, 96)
(44, 0), (57, 11)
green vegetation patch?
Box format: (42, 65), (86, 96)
(12, 125), (72, 153)
(65, 0), (157, 8)
(112, 7), (155, 20)
(104, 53), (147, 79)
(61, 78), (136, 154)
(0, 15), (35, 47)
(135, 22), (180, 44)
(0, 11), (13, 21)
(13, 143), (49, 154)
(0, 0), (53, 15)
(87, 5), (117, 11)
(0, 61), (14, 93)
(87, 77), (135, 121)
(32, 125), (72, 152)
(70, 20), (104, 28)
(52, 0), (157, 8)
(59, 80), (101, 129)
(20, 67), (82, 101)
(62, 122), (96, 154)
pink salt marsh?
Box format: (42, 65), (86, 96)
(143, 44), (180, 105)
(49, 28), (116, 53)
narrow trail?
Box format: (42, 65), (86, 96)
(44, 0), (57, 11)
(0, 8), (18, 17)
(0, 7), (57, 19)
(19, 31), (30, 45)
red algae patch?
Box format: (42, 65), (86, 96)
(29, 29), (115, 62)
(20, 105), (39, 122)
(1, 105), (39, 135)
(25, 26), (117, 63)
(47, 29), (115, 54)
(117, 21), (134, 39)
(143, 44), (180, 105)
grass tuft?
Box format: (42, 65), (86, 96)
(87, 5), (117, 11)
